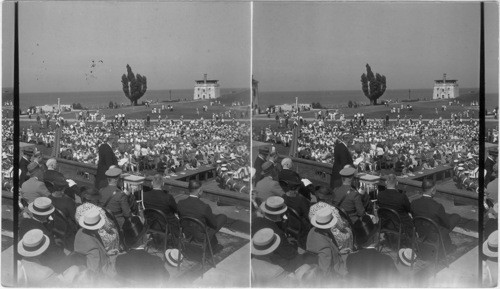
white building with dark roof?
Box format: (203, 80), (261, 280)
(433, 73), (459, 99)
(194, 74), (220, 100)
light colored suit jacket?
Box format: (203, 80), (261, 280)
(74, 228), (114, 277)
(254, 176), (285, 203)
(306, 227), (344, 276)
(20, 177), (51, 203)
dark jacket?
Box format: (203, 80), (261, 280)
(20, 157), (30, 186)
(377, 188), (413, 237)
(332, 185), (365, 222)
(95, 143), (118, 189)
(410, 195), (454, 230)
(346, 248), (399, 286)
(485, 157), (496, 185)
(115, 249), (169, 286)
(330, 141), (353, 188)
(143, 189), (179, 226)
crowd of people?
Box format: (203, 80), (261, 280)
(251, 144), (498, 286)
(17, 144), (230, 286)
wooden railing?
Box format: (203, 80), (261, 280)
(40, 157), (249, 208)
(278, 154), (477, 206)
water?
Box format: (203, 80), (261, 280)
(19, 88), (241, 109)
(257, 88), (486, 108)
(19, 87), (496, 109)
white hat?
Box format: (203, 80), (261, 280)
(28, 197), (55, 216)
(398, 248), (417, 266)
(483, 231), (498, 258)
(18, 229), (50, 257)
(310, 207), (338, 229)
(260, 196), (287, 215)
(79, 209), (105, 230)
(251, 228), (281, 256)
(165, 249), (183, 267)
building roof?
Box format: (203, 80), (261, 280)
(195, 80), (219, 84)
(434, 80), (458, 84)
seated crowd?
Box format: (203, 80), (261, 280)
(251, 150), (498, 287)
(17, 151), (229, 286)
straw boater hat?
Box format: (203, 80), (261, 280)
(28, 197), (55, 216)
(18, 229), (50, 258)
(251, 228), (281, 256)
(79, 209), (105, 230)
(260, 196), (287, 215)
(311, 207), (338, 229)
(483, 230), (498, 258)
(398, 248), (417, 266)
(165, 249), (184, 267)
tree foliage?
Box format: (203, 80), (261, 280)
(121, 64), (147, 106)
(361, 64), (386, 105)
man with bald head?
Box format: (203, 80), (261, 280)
(410, 178), (461, 253)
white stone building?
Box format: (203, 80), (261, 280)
(433, 74), (459, 99)
(194, 74), (220, 100)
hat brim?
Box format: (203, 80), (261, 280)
(79, 215), (106, 230)
(310, 213), (338, 229)
(398, 249), (417, 266)
(165, 249), (183, 267)
(28, 203), (55, 216)
(260, 202), (287, 215)
(251, 233), (281, 256)
(18, 234), (50, 257)
(483, 239), (498, 258)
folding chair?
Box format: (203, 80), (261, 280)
(411, 216), (449, 273)
(178, 216), (216, 278)
(376, 207), (403, 259)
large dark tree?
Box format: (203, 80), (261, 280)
(361, 64), (386, 105)
(121, 64), (147, 106)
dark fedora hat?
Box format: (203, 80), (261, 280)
(122, 216), (149, 248)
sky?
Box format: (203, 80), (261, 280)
(253, 2), (499, 93)
(2, 1), (251, 93)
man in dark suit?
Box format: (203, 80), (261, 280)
(377, 174), (413, 243)
(143, 174), (179, 234)
(19, 148), (33, 186)
(485, 147), (498, 186)
(410, 178), (461, 253)
(332, 167), (366, 223)
(43, 158), (79, 201)
(95, 135), (118, 189)
(330, 135), (353, 189)
(177, 180), (227, 252)
(254, 147), (269, 185)
(346, 224), (400, 287)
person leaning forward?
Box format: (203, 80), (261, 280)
(177, 180), (227, 253)
(98, 167), (130, 228)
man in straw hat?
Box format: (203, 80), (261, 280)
(252, 196), (303, 272)
(19, 197), (74, 273)
(251, 228), (289, 286)
(254, 161), (284, 205)
(20, 162), (50, 204)
(115, 216), (169, 286)
(410, 178), (461, 254)
(306, 207), (344, 279)
(98, 167), (131, 228)
(74, 209), (115, 279)
(346, 217), (399, 287)
(17, 229), (85, 286)
(482, 230), (498, 286)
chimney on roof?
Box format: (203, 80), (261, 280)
(204, 73), (207, 84)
